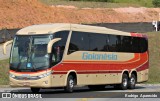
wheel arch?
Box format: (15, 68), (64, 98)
(119, 70), (129, 83)
(64, 70), (77, 86)
(122, 70), (129, 77)
(129, 70), (137, 82)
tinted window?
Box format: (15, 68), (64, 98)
(89, 33), (107, 51)
(139, 38), (148, 53)
(132, 37), (140, 53)
(121, 36), (148, 53)
(51, 31), (69, 66)
(121, 36), (132, 52)
(108, 35), (119, 52)
(54, 31), (69, 47)
(67, 31), (148, 54)
(68, 31), (89, 54)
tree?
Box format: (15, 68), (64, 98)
(69, 0), (114, 2)
(152, 0), (160, 7)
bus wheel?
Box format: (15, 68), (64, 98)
(65, 75), (75, 93)
(128, 74), (136, 89)
(31, 87), (40, 93)
(120, 73), (128, 90)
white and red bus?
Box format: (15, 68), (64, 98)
(3, 23), (149, 93)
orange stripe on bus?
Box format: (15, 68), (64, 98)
(9, 68), (52, 74)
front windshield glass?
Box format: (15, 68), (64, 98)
(10, 35), (51, 72)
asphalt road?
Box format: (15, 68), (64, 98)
(0, 84), (160, 99)
(1, 84), (160, 93)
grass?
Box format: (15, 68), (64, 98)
(0, 32), (159, 85)
(113, 0), (153, 7)
(39, 0), (154, 8)
(144, 32), (160, 84)
(0, 59), (9, 85)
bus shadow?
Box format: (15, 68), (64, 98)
(10, 85), (146, 94)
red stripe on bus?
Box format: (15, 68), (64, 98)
(136, 61), (149, 71)
(130, 32), (143, 37)
(51, 53), (148, 73)
(53, 71), (68, 74)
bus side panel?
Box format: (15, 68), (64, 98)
(137, 69), (149, 83)
(136, 58), (149, 83)
(52, 50), (148, 86)
(76, 73), (122, 85)
(51, 74), (67, 87)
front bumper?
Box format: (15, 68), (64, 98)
(9, 75), (52, 88)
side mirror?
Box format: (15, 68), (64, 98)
(3, 40), (13, 55)
(47, 38), (61, 53)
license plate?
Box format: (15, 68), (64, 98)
(23, 82), (30, 86)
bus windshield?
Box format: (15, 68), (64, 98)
(10, 35), (51, 72)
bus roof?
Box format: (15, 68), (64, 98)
(16, 23), (131, 36)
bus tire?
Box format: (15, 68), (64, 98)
(65, 75), (75, 93)
(128, 74), (136, 89)
(31, 87), (40, 93)
(119, 73), (128, 90)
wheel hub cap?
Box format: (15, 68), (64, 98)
(69, 79), (74, 88)
(123, 78), (127, 87)
(130, 77), (135, 85)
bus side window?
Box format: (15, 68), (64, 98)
(108, 35), (118, 52)
(121, 36), (132, 52)
(140, 38), (148, 53)
(68, 31), (89, 54)
(50, 31), (69, 66)
(132, 37), (140, 53)
(89, 33), (108, 52)
(51, 44), (61, 66)
(68, 31), (80, 54)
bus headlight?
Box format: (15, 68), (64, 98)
(38, 71), (52, 78)
(9, 73), (15, 78)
